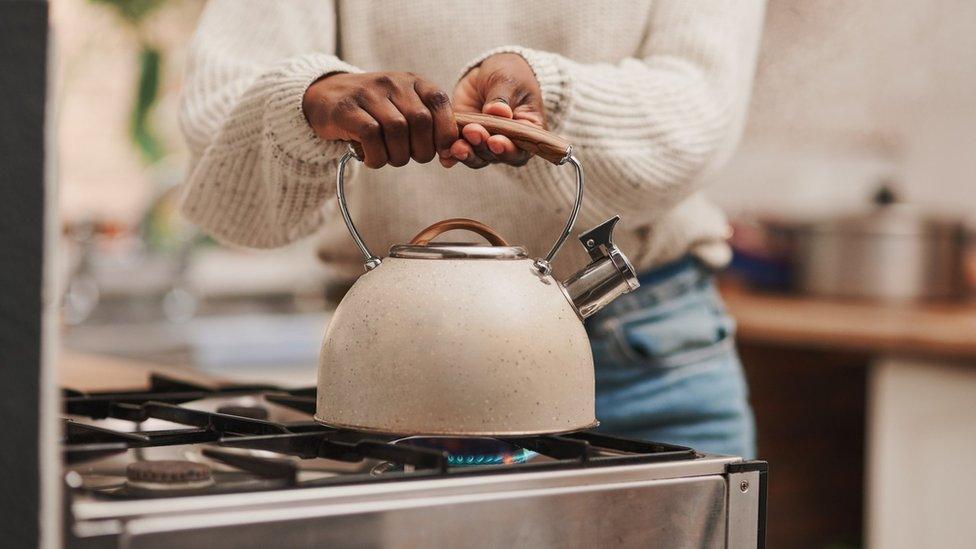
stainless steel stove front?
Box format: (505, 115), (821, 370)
(69, 455), (764, 549)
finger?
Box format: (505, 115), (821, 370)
(460, 154), (490, 169)
(437, 148), (457, 168)
(389, 90), (434, 163)
(450, 139), (489, 169)
(360, 95), (410, 167)
(482, 99), (514, 119)
(450, 139), (472, 161)
(487, 135), (530, 166)
(512, 108), (546, 129)
(481, 71), (521, 117)
(460, 123), (497, 163)
(336, 105), (387, 169)
(415, 79), (458, 154)
(461, 123), (491, 146)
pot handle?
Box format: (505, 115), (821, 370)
(409, 218), (510, 246)
(336, 112), (583, 273)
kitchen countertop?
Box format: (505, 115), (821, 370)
(720, 283), (976, 360)
(60, 351), (225, 392)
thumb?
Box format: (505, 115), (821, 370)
(481, 77), (517, 119)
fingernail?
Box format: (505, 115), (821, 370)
(467, 133), (482, 145)
(488, 140), (504, 154)
(438, 149), (450, 158)
(456, 151), (468, 160)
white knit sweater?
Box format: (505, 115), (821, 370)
(180, 0), (765, 278)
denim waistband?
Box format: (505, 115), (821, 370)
(590, 255), (710, 321)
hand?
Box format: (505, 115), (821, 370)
(303, 72), (458, 169)
(444, 53), (546, 169)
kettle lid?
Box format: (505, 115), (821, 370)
(389, 218), (528, 260)
(389, 243), (528, 260)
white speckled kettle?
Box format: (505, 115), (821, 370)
(316, 113), (639, 435)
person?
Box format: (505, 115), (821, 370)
(180, 0), (766, 457)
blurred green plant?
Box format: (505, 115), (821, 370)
(89, 0), (167, 164)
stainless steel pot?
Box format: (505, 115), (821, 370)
(316, 113), (640, 436)
(794, 186), (967, 301)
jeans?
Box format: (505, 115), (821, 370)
(586, 257), (756, 458)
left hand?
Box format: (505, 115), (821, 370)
(443, 53), (546, 169)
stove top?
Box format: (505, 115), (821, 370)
(62, 374), (765, 548)
(63, 374), (698, 499)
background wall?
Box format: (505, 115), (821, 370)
(711, 0), (976, 219)
(55, 0), (975, 223)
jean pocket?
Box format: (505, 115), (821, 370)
(609, 291), (734, 371)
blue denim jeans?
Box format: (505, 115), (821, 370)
(587, 257), (756, 458)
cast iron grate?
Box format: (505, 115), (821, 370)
(62, 374), (698, 494)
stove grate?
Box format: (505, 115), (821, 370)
(62, 374), (698, 493)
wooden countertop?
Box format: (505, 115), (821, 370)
(60, 351), (224, 392)
(721, 284), (976, 360)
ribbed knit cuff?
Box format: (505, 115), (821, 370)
(458, 45), (573, 131)
(265, 52), (363, 162)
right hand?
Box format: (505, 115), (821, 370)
(302, 72), (458, 169)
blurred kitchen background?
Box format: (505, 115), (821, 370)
(52, 1), (975, 548)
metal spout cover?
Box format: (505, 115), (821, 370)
(561, 216), (640, 318)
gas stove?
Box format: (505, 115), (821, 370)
(63, 374), (766, 548)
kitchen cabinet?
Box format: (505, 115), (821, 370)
(723, 284), (976, 548)
(867, 357), (976, 549)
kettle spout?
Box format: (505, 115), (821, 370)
(560, 216), (640, 319)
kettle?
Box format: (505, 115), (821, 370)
(316, 113), (640, 436)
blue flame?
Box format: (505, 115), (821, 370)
(447, 448), (536, 466)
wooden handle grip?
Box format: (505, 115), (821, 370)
(348, 113), (571, 165)
(409, 218), (510, 246)
(453, 112), (570, 164)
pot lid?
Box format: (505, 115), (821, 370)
(389, 242), (528, 260)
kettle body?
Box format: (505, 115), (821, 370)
(316, 255), (596, 435)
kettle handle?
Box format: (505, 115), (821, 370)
(409, 218), (510, 247)
(350, 112), (572, 165)
(336, 112), (584, 274)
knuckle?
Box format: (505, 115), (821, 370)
(408, 109), (432, 128)
(358, 120), (381, 139)
(352, 88), (370, 105)
(486, 70), (519, 89)
(332, 97), (359, 114)
(385, 116), (408, 135)
(425, 90), (451, 109)
(373, 74), (396, 89)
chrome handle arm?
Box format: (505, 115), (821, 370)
(336, 146), (584, 274)
(336, 149), (381, 271)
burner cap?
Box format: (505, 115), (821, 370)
(126, 460), (213, 484)
(216, 405), (269, 420)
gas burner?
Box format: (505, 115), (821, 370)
(394, 437), (536, 467)
(125, 460), (215, 495)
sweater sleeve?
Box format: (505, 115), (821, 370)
(179, 0), (361, 249)
(460, 0), (766, 227)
